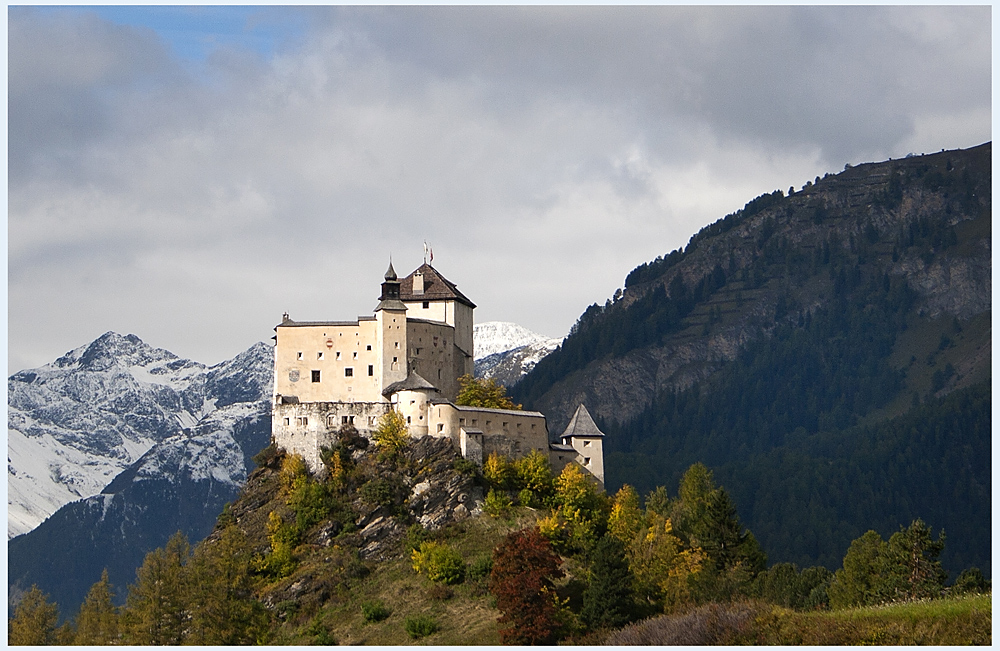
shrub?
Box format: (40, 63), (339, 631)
(483, 452), (516, 490)
(404, 614), (439, 639)
(361, 600), (391, 623)
(467, 555), (493, 580)
(426, 583), (454, 600)
(251, 443), (279, 468)
(359, 479), (394, 508)
(411, 541), (465, 585)
(453, 457), (478, 476)
(484, 488), (513, 518)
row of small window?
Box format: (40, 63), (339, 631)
(308, 366), (375, 382)
(456, 417), (536, 431)
(284, 415), (379, 427)
(299, 346), (374, 361)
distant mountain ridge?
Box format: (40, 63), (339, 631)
(473, 322), (563, 386)
(8, 335), (273, 617)
(510, 142), (991, 576)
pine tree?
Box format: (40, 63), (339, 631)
(581, 535), (635, 630)
(8, 585), (59, 645)
(185, 526), (272, 645)
(75, 569), (119, 645)
(120, 532), (191, 645)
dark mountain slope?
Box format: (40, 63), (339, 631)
(510, 143), (991, 576)
(513, 143), (989, 432)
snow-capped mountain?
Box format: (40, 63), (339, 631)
(9, 400), (271, 616)
(473, 322), (563, 386)
(7, 332), (272, 538)
(8, 333), (273, 616)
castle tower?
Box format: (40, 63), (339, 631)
(398, 263), (476, 399)
(375, 261), (408, 392)
(560, 404), (605, 490)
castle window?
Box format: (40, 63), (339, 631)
(459, 418), (465, 425)
(311, 370), (321, 382)
(517, 423), (521, 429)
(353, 351), (358, 359)
(415, 348), (422, 355)
(531, 424), (536, 430)
(367, 345), (372, 351)
(423, 301), (429, 309)
(283, 418), (290, 426)
(336, 351), (341, 360)
(368, 365), (374, 376)
(395, 341), (400, 349)
(318, 352), (324, 360)
(502, 422), (508, 428)
(584, 457), (591, 466)
(437, 423), (444, 433)
(345, 368), (353, 377)
(472, 419), (477, 426)
(393, 356), (397, 363)
(486, 420), (491, 427)
(438, 369), (442, 380)
(296, 417), (308, 426)
(584, 440), (591, 447)
(328, 415), (337, 427)
(297, 352), (303, 360)
(406, 416), (411, 424)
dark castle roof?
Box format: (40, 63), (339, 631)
(382, 371), (441, 398)
(399, 264), (476, 309)
(561, 404), (605, 439)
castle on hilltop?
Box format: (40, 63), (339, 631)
(271, 260), (605, 488)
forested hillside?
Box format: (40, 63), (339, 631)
(510, 143), (991, 576)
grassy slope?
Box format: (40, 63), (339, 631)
(606, 593), (991, 645)
(755, 593), (992, 645)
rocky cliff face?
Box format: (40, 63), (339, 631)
(522, 144), (991, 433)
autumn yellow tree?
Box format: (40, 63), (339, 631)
(372, 410), (409, 453)
(74, 569), (119, 645)
(608, 484), (644, 545)
(455, 374), (521, 410)
(8, 585), (59, 645)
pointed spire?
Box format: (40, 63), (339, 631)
(376, 258), (406, 312)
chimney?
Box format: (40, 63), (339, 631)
(413, 271), (424, 295)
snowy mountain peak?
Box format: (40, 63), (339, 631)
(8, 334), (272, 539)
(473, 322), (561, 360)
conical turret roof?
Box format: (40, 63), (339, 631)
(560, 404), (604, 439)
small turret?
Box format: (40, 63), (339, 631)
(376, 260), (406, 312)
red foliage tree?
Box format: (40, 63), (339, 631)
(488, 527), (564, 645)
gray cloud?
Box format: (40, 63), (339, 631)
(8, 6), (990, 373)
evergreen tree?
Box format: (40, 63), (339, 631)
(878, 519), (946, 602)
(8, 585), (59, 645)
(581, 535), (635, 630)
(828, 530), (888, 608)
(185, 526), (272, 645)
(120, 532), (191, 645)
(74, 569), (119, 645)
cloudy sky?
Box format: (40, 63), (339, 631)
(8, 5), (992, 373)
